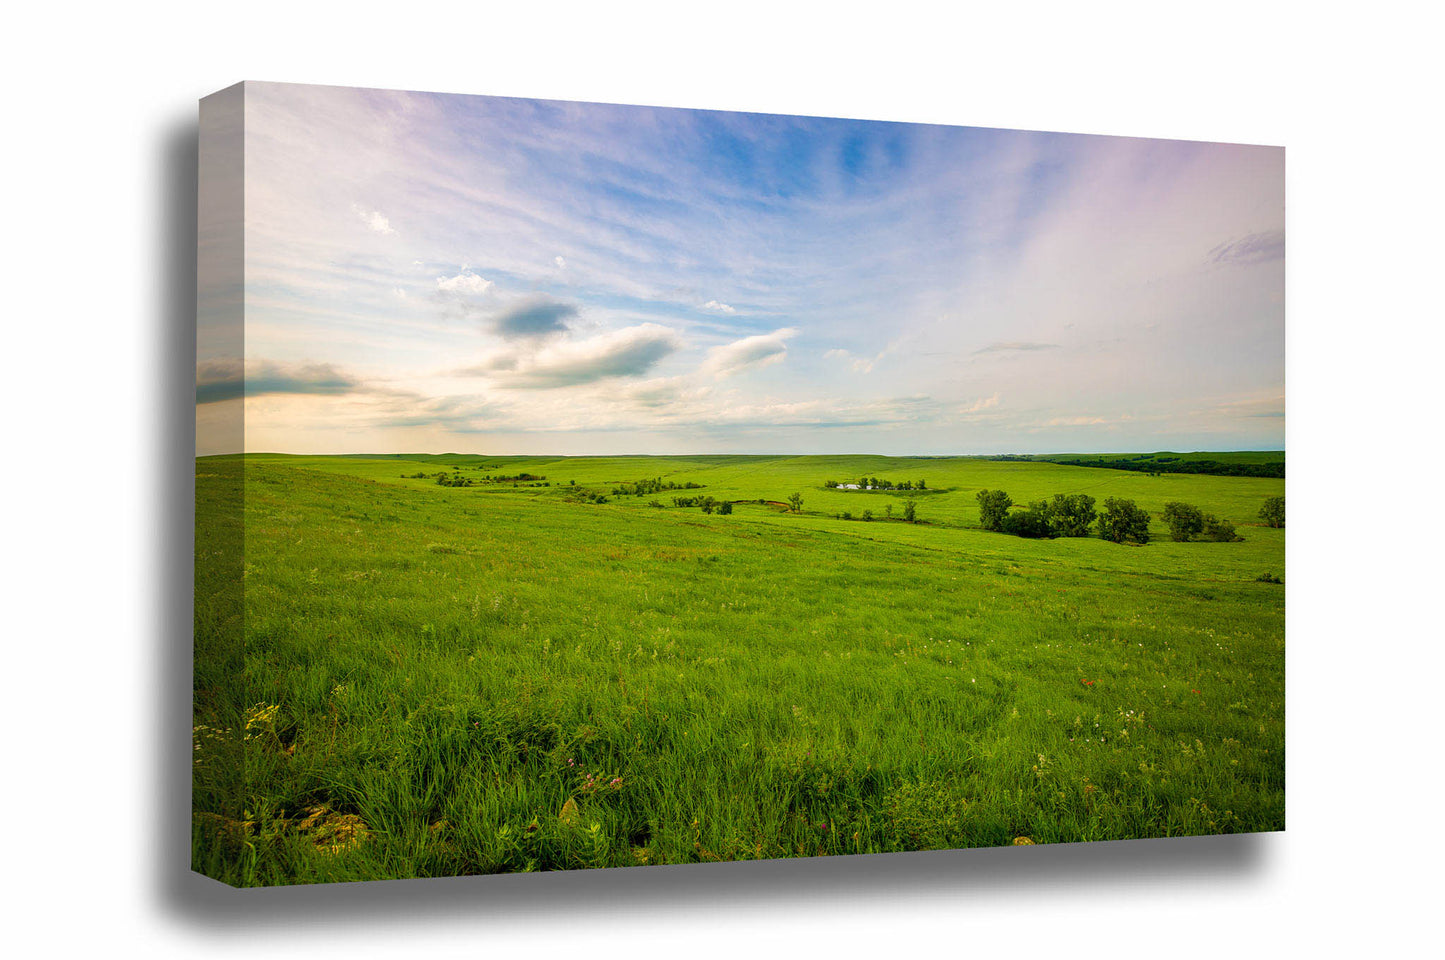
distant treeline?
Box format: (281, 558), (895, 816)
(987, 454), (1284, 479)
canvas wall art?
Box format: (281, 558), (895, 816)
(194, 81), (1284, 886)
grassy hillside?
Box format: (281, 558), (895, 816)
(194, 453), (1285, 885)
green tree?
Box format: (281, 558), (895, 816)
(976, 489), (1012, 531)
(1259, 496), (1285, 528)
(1046, 493), (1097, 537)
(1161, 501), (1204, 542)
(787, 493), (804, 514)
(718, 501), (733, 515)
(1001, 506), (1054, 538)
(1201, 514), (1239, 542)
(902, 500), (917, 523)
(1099, 497), (1151, 544)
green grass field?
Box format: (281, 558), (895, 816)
(193, 453), (1284, 885)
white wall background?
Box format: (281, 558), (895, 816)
(3, 2), (1440, 955)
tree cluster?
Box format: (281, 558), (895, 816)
(416, 470), (550, 487)
(670, 495), (734, 515)
(1040, 494), (1097, 537)
(1000, 507), (1054, 538)
(977, 489), (1249, 547)
(983, 492), (1097, 539)
(824, 477), (926, 490)
(1161, 501), (1240, 542)
(435, 473), (479, 487)
(1098, 498), (1152, 544)
(975, 489), (1013, 531)
(1259, 496), (1285, 528)
(1161, 502), (1203, 541)
(611, 477), (703, 497)
(402, 470), (487, 487)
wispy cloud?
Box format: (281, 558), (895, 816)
(365, 394), (501, 432)
(1208, 229), (1285, 266)
(825, 342), (896, 374)
(1037, 415), (1111, 427)
(622, 376), (713, 410)
(703, 327), (798, 379)
(959, 393), (1001, 414)
(230, 83), (1284, 454)
(973, 341), (1060, 355)
(1211, 394), (1285, 419)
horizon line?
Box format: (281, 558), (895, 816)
(199, 448), (1286, 459)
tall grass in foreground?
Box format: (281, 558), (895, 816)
(194, 455), (1284, 885)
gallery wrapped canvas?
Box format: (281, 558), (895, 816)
(195, 82), (1284, 886)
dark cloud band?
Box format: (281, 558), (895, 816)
(195, 359), (363, 404)
(493, 298), (577, 339)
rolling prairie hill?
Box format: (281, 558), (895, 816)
(194, 453), (1285, 885)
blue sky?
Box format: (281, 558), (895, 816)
(198, 82), (1284, 455)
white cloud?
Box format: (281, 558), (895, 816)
(436, 271), (494, 295)
(703, 327), (798, 379)
(487, 324), (683, 389)
(555, 256), (566, 268)
(824, 342), (895, 374)
(1039, 415), (1109, 427)
(352, 204), (395, 235)
(960, 393), (1001, 414)
(702, 300), (736, 314)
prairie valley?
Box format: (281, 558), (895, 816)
(194, 451), (1283, 884)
